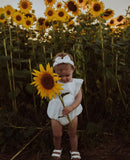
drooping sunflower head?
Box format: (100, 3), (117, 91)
(44, 19), (51, 29)
(101, 9), (114, 21)
(37, 17), (45, 26)
(4, 5), (15, 18)
(31, 63), (64, 100)
(45, 0), (56, 6)
(36, 17), (45, 30)
(12, 11), (24, 25)
(44, 7), (56, 20)
(116, 15), (125, 25)
(23, 17), (34, 29)
(18, 0), (32, 13)
(89, 0), (104, 17)
(65, 0), (80, 16)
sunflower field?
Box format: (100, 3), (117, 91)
(0, 0), (130, 159)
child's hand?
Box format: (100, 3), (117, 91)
(62, 105), (73, 115)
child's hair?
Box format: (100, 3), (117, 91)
(53, 52), (74, 63)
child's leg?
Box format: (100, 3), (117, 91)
(67, 116), (78, 151)
(51, 119), (63, 149)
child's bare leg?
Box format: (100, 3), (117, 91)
(51, 119), (63, 149)
(67, 116), (78, 151)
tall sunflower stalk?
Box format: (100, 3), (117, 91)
(111, 35), (127, 110)
(99, 18), (106, 99)
(9, 25), (17, 112)
(31, 63), (72, 125)
(28, 58), (36, 108)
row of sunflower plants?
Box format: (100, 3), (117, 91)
(0, 0), (130, 157)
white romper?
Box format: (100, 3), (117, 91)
(47, 78), (83, 125)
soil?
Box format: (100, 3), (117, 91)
(0, 135), (130, 160)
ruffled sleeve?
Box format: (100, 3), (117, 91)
(73, 78), (84, 96)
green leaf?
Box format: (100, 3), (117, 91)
(25, 83), (35, 94)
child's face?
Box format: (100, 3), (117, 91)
(54, 63), (75, 83)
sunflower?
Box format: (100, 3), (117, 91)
(23, 17), (34, 29)
(44, 0), (56, 6)
(0, 8), (6, 23)
(56, 8), (68, 22)
(56, 2), (62, 8)
(12, 11), (24, 25)
(101, 9), (114, 21)
(4, 5), (15, 18)
(44, 7), (56, 20)
(25, 13), (36, 22)
(36, 17), (45, 30)
(18, 0), (32, 13)
(116, 15), (125, 25)
(65, 0), (80, 16)
(89, 0), (104, 17)
(44, 19), (51, 29)
(107, 18), (117, 27)
(31, 63), (63, 100)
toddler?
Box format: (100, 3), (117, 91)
(47, 52), (83, 160)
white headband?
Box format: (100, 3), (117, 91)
(53, 55), (74, 67)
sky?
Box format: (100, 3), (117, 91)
(0, 0), (130, 18)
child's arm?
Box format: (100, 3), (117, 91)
(62, 89), (82, 116)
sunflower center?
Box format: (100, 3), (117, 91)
(79, 0), (83, 3)
(117, 16), (123, 22)
(104, 10), (112, 17)
(16, 15), (22, 21)
(38, 18), (45, 25)
(57, 3), (62, 8)
(68, 1), (77, 12)
(93, 3), (101, 12)
(22, 2), (28, 9)
(26, 20), (31, 25)
(48, 10), (53, 16)
(25, 13), (32, 18)
(47, 0), (53, 3)
(41, 73), (54, 90)
(45, 21), (50, 27)
(7, 10), (11, 15)
(59, 11), (64, 17)
(110, 19), (114, 24)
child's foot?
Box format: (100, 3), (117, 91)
(51, 149), (62, 160)
(70, 151), (81, 160)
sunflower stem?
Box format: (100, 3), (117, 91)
(59, 95), (72, 126)
(43, 45), (47, 64)
(16, 26), (22, 70)
(9, 23), (17, 112)
(99, 19), (106, 99)
(3, 39), (12, 93)
(115, 77), (127, 110)
(29, 58), (37, 108)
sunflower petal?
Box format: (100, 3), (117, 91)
(39, 64), (45, 72)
